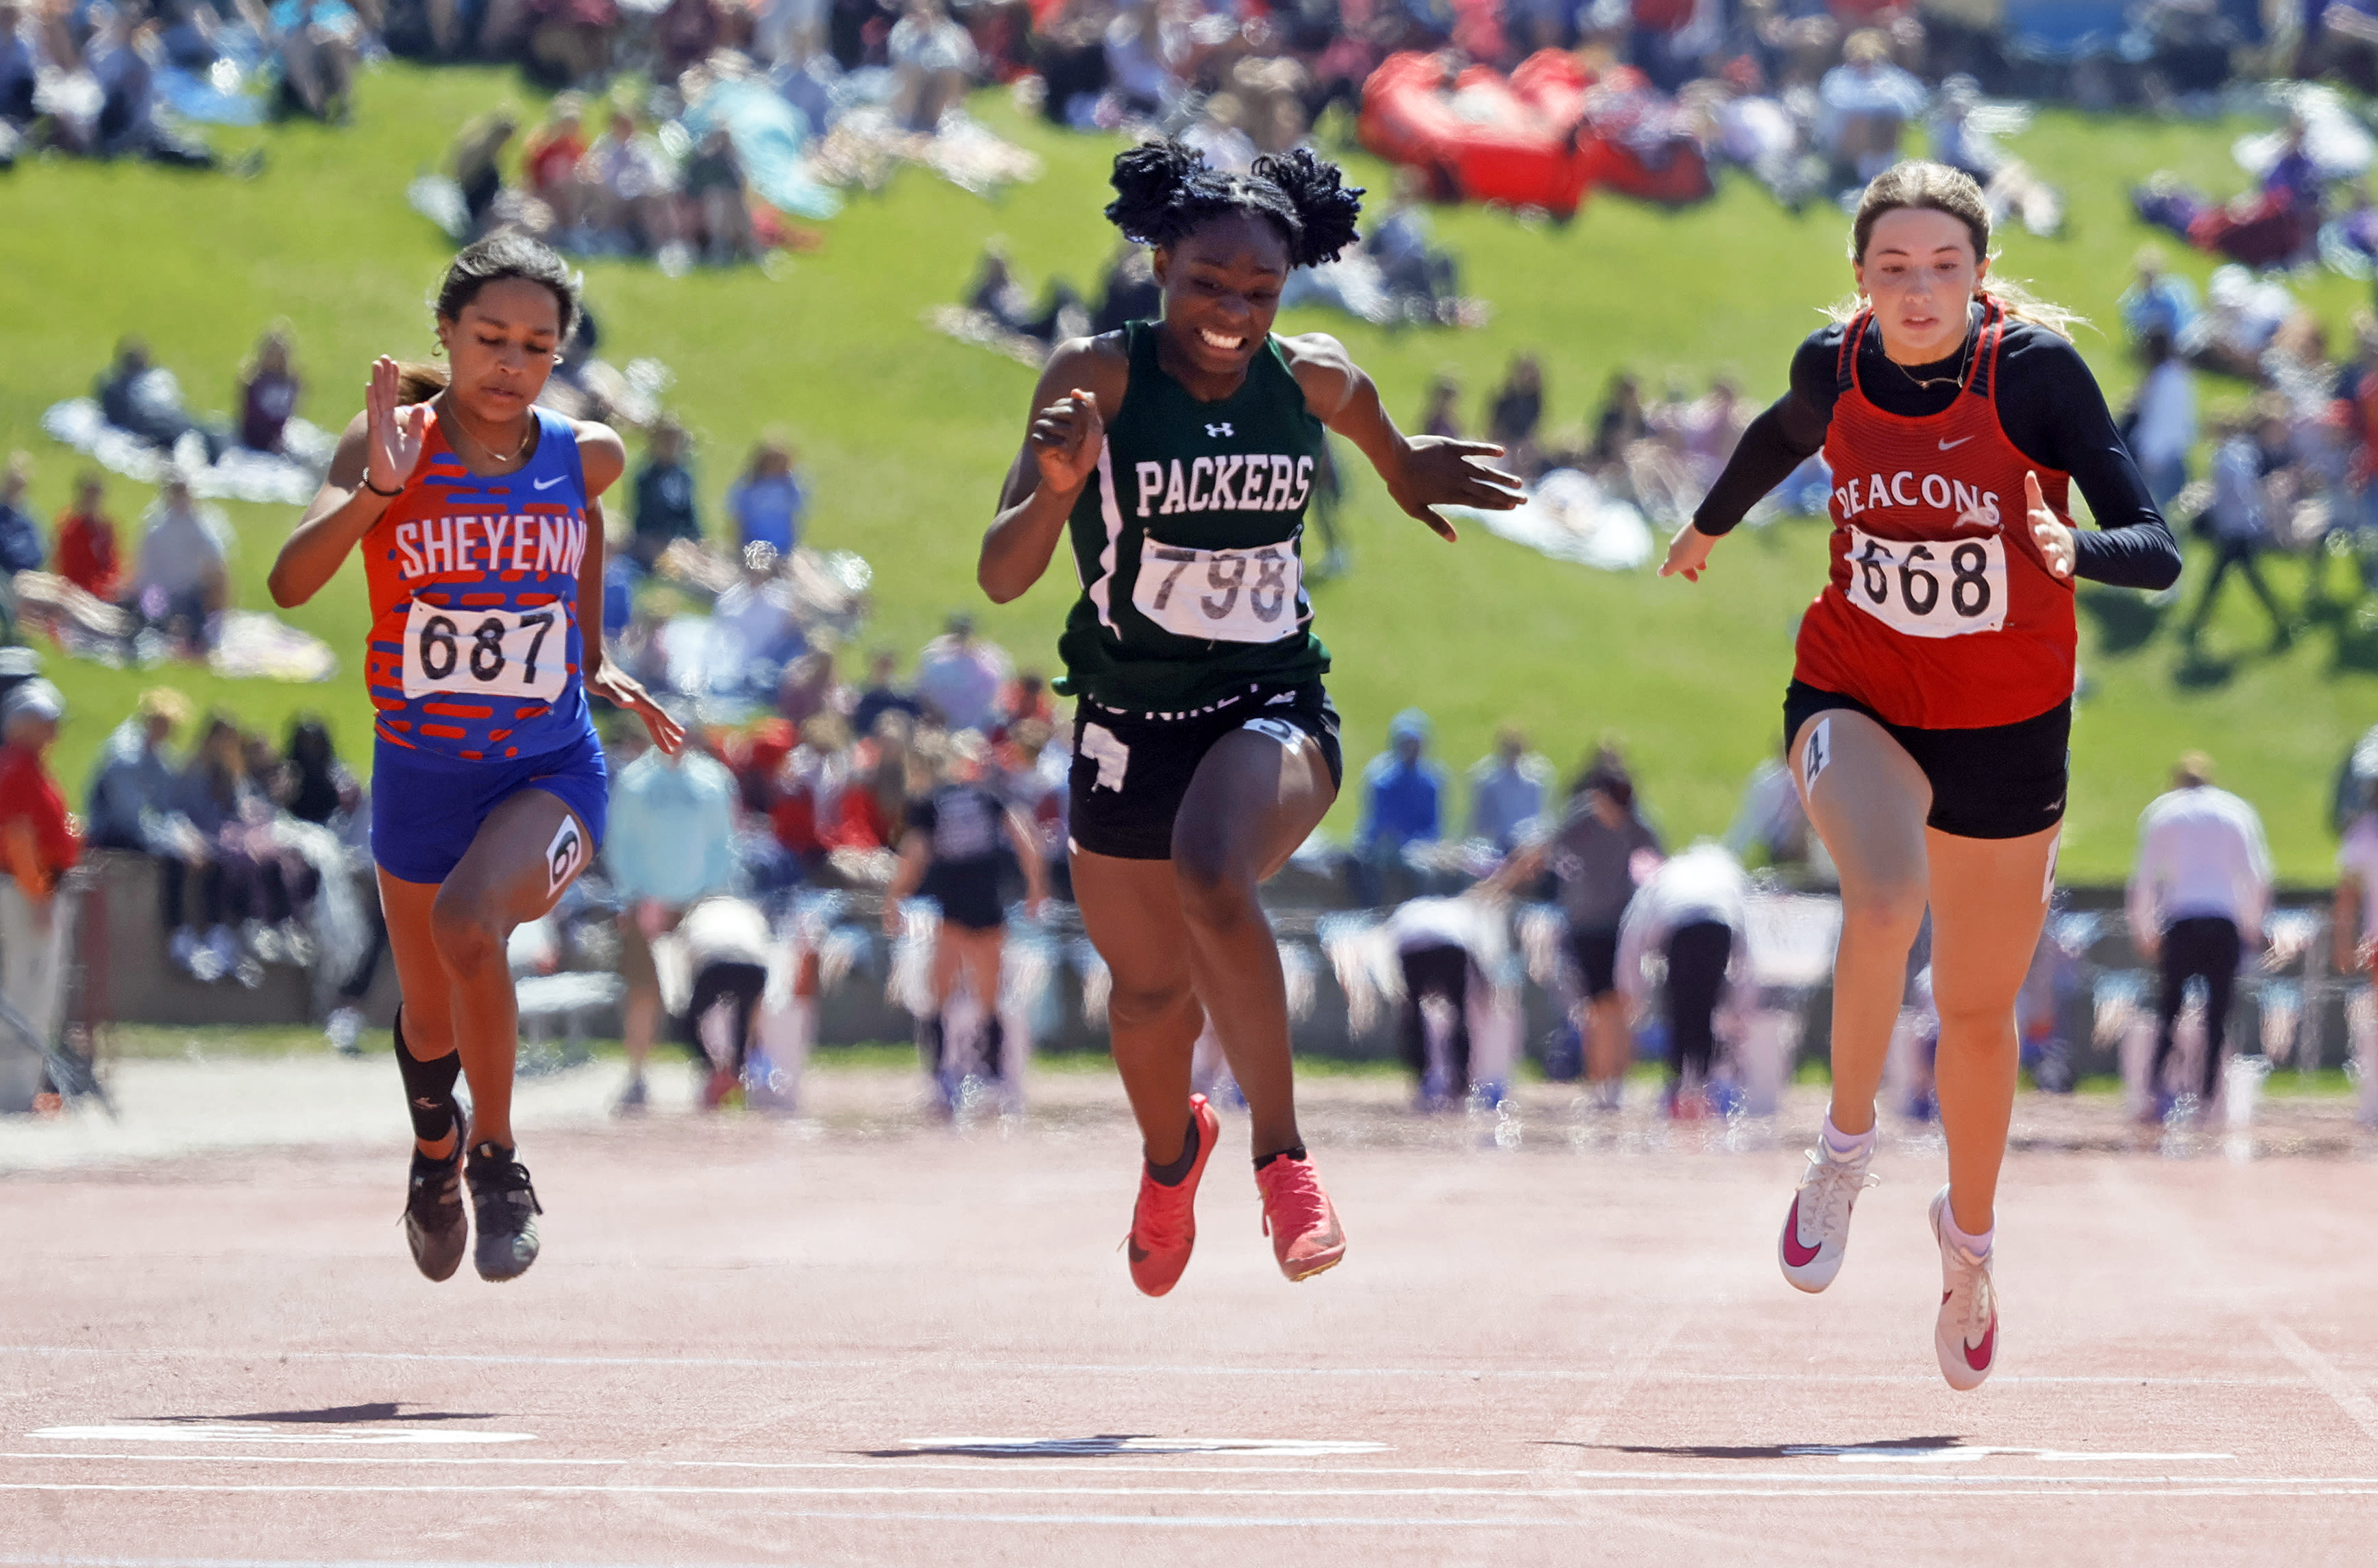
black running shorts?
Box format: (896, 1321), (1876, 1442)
(1566, 926), (1621, 1001)
(1783, 681), (2069, 842)
(1068, 681), (1345, 861)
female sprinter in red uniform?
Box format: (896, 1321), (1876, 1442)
(981, 141), (1521, 1295)
(271, 234), (681, 1284)
(1665, 162), (2180, 1388)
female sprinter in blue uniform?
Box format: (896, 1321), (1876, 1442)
(271, 234), (681, 1284)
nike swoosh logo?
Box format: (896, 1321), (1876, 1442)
(1937, 437), (1974, 451)
(1965, 1313), (1996, 1371)
(1781, 1195), (1822, 1268)
(1127, 1240), (1151, 1263)
(532, 476), (565, 491)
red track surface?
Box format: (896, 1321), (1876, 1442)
(7, 1080), (2378, 1565)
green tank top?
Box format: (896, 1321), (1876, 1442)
(1055, 319), (1332, 714)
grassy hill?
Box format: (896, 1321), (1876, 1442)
(2, 66), (2375, 881)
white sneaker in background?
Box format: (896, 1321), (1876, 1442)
(1929, 1185), (1999, 1392)
(326, 1006), (363, 1056)
(1778, 1138), (1878, 1293)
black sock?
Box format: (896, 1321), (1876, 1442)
(1253, 1144), (1307, 1173)
(983, 1016), (1006, 1079)
(921, 1014), (945, 1074)
(1145, 1112), (1202, 1186)
(393, 1009), (463, 1144)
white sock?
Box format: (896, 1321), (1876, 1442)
(1821, 1112), (1875, 1160)
(1941, 1203), (1994, 1261)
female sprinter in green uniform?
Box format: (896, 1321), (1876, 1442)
(980, 140), (1523, 1294)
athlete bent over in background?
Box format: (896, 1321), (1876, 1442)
(1664, 162), (2179, 1387)
(979, 139), (1522, 1293)
(271, 234), (681, 1284)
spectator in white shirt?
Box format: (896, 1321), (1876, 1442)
(914, 613), (1011, 735)
(2127, 752), (2272, 1116)
(1464, 726), (1552, 855)
(132, 472), (230, 656)
(1616, 842), (1750, 1114)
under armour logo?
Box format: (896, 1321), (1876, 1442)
(1205, 422), (1234, 439)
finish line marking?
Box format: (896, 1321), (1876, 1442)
(28, 1429), (535, 1447)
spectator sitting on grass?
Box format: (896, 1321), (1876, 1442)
(1466, 725), (1552, 856)
(0, 680), (80, 1057)
(582, 107), (687, 265)
(521, 94), (589, 234)
(1487, 354), (1545, 480)
(53, 471), (122, 603)
(451, 108), (519, 233)
(914, 612), (1010, 734)
(96, 339), (223, 461)
(0, 453), (43, 576)
(628, 417), (702, 568)
(236, 327), (302, 455)
(86, 687), (191, 855)
(889, 0), (977, 132)
(726, 434), (807, 556)
(131, 473), (231, 658)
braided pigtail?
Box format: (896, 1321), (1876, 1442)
(1105, 138), (1210, 250)
(1253, 148), (1364, 266)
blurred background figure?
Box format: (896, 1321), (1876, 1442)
(0, 453), (42, 576)
(2127, 752), (2272, 1124)
(605, 720), (742, 1113)
(1491, 756), (1662, 1110)
(131, 473), (231, 659)
(1617, 841), (1748, 1118)
(1465, 724), (1551, 857)
(52, 473), (122, 604)
(0, 681), (80, 1090)
(1351, 709), (1443, 906)
(236, 328), (302, 456)
(628, 417), (702, 569)
(727, 434), (808, 558)
(913, 613), (1010, 735)
(1386, 893), (1489, 1111)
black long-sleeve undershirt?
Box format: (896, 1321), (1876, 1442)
(1693, 310), (2183, 591)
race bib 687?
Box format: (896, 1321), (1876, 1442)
(1131, 537), (1303, 644)
(400, 598), (572, 702)
(1843, 526), (2007, 639)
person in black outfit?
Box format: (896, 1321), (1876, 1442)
(883, 757), (1049, 1103)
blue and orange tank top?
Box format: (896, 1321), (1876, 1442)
(363, 405), (595, 761)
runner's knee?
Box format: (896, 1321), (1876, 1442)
(1838, 874), (1926, 946)
(1108, 972), (1194, 1033)
(428, 891), (506, 977)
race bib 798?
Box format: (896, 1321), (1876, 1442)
(1131, 537), (1303, 644)
(1843, 526), (2007, 639)
(400, 598), (572, 702)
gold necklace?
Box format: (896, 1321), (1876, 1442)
(444, 400), (532, 467)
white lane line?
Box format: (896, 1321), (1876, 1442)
(0, 1478), (2359, 1498)
(0, 1465), (2320, 1494)
(2264, 1323), (2378, 1445)
(1540, 1315), (1690, 1476)
(27, 1428), (534, 1447)
(7, 1483), (2378, 1506)
(895, 1437), (1384, 1456)
(0, 1454), (1532, 1478)
(0, 1346), (2298, 1388)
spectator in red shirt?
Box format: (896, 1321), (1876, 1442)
(53, 472), (123, 602)
(0, 678), (80, 1062)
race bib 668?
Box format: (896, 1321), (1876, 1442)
(400, 598), (572, 702)
(1843, 525), (2007, 639)
(1131, 537), (1303, 644)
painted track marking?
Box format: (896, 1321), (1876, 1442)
(28, 1428), (535, 1446)
(2264, 1321), (2378, 1444)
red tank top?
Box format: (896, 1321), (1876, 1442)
(1793, 302), (2076, 730)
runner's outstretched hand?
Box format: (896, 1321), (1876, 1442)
(589, 665), (685, 755)
(1387, 438), (1526, 541)
(1661, 522), (1719, 582)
